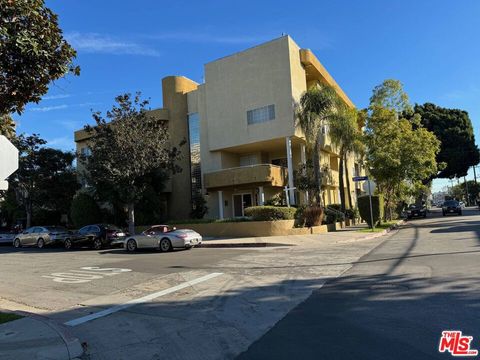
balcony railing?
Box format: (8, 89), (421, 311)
(204, 164), (287, 189)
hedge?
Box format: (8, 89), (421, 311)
(244, 206), (296, 221)
(358, 195), (384, 227)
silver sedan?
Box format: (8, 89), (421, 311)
(118, 225), (202, 252)
(13, 226), (69, 248)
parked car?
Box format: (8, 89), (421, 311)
(0, 231), (15, 245)
(118, 225), (202, 252)
(406, 204), (427, 219)
(442, 200), (462, 216)
(13, 226), (69, 248)
(64, 224), (127, 250)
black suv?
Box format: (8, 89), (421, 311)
(442, 200), (462, 216)
(63, 224), (127, 250)
(406, 204), (427, 219)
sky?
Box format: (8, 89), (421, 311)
(15, 0), (480, 192)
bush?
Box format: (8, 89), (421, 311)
(303, 206), (324, 227)
(70, 193), (101, 228)
(244, 206), (296, 221)
(190, 195), (208, 219)
(345, 207), (360, 220)
(323, 206), (345, 224)
(357, 195), (384, 227)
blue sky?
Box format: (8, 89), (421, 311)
(16, 0), (480, 192)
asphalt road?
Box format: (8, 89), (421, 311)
(238, 207), (480, 360)
(0, 223), (388, 359)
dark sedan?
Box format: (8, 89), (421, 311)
(63, 224), (127, 250)
(406, 204), (427, 219)
(442, 200), (462, 216)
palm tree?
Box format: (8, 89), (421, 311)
(0, 114), (16, 139)
(328, 107), (363, 212)
(296, 85), (339, 205)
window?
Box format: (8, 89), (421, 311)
(188, 113), (202, 210)
(247, 104), (275, 125)
(240, 154), (257, 166)
(80, 147), (92, 157)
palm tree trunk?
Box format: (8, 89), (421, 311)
(338, 147), (346, 212)
(313, 140), (322, 206)
(344, 152), (353, 209)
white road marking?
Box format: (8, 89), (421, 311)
(42, 267), (132, 284)
(64, 272), (223, 327)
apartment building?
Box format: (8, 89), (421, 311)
(75, 35), (365, 220)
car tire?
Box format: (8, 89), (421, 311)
(13, 238), (21, 248)
(93, 238), (102, 250)
(159, 238), (172, 252)
(126, 239), (137, 252)
(64, 238), (73, 250)
(37, 238), (45, 249)
(459, 211), (462, 216)
(442, 212), (446, 216)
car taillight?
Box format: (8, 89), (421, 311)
(175, 234), (188, 239)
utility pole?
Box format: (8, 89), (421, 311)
(474, 165), (478, 185)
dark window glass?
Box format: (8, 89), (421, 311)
(188, 113), (202, 210)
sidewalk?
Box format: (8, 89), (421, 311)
(0, 312), (84, 360)
(200, 222), (398, 248)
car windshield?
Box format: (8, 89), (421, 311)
(408, 204), (418, 209)
(444, 201), (458, 206)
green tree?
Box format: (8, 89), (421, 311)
(413, 103), (479, 181)
(450, 180), (480, 205)
(8, 134), (78, 227)
(83, 93), (182, 234)
(0, 0), (79, 119)
(0, 114), (16, 139)
(70, 193), (101, 228)
(296, 85), (340, 205)
(364, 80), (441, 219)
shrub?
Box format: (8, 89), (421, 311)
(244, 206), (296, 221)
(345, 207), (360, 220)
(357, 195), (384, 227)
(190, 195), (208, 219)
(323, 206), (345, 224)
(70, 193), (101, 228)
(303, 206), (324, 227)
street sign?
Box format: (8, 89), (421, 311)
(362, 180), (376, 196)
(352, 176), (368, 182)
(0, 135), (19, 190)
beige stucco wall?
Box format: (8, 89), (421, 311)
(202, 36), (298, 152)
(161, 76), (199, 220)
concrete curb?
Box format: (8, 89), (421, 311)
(199, 221), (405, 248)
(199, 242), (293, 248)
(3, 309), (84, 359)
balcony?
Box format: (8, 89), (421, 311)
(204, 164), (287, 190)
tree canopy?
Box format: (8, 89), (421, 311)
(0, 0), (79, 116)
(82, 93), (183, 233)
(364, 80), (441, 218)
(3, 133), (78, 227)
(414, 103), (479, 180)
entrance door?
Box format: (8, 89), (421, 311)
(233, 193), (252, 217)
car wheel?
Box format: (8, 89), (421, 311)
(93, 238), (102, 250)
(159, 238), (172, 252)
(64, 238), (73, 250)
(442, 212), (446, 216)
(459, 211), (462, 216)
(126, 239), (137, 252)
(13, 238), (21, 248)
(37, 238), (45, 249)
